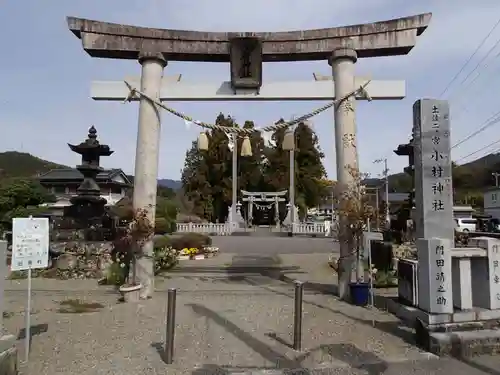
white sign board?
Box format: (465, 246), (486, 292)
(11, 217), (49, 271)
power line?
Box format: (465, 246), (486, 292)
(449, 50), (500, 104)
(446, 50), (500, 122)
(452, 110), (500, 149)
(456, 137), (500, 163)
(439, 16), (500, 98)
(447, 36), (500, 101)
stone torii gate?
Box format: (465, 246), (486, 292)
(67, 13), (431, 299)
(241, 190), (288, 228)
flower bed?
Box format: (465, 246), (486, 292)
(178, 246), (219, 260)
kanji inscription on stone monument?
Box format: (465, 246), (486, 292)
(413, 99), (454, 314)
(413, 99), (453, 241)
(488, 241), (500, 309)
(417, 238), (453, 313)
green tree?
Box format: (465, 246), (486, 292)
(0, 178), (55, 230)
(263, 125), (289, 192)
(157, 185), (176, 199)
(155, 196), (178, 232)
(264, 122), (326, 208)
(181, 116), (327, 222)
(294, 122), (326, 208)
(0, 178), (55, 213)
(181, 140), (213, 220)
(238, 120), (265, 192)
(203, 114), (237, 222)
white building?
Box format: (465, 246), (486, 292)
(484, 187), (500, 220)
(453, 205), (475, 219)
(37, 168), (131, 216)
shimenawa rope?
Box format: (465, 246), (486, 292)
(122, 80), (372, 133)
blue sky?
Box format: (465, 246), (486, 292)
(2, 0), (500, 180)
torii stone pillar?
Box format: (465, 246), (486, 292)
(133, 51), (166, 299)
(330, 48), (360, 297)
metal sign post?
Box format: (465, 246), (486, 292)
(11, 216), (49, 362)
(366, 219), (375, 327)
(293, 281), (304, 351)
(164, 288), (177, 364)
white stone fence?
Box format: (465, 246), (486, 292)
(176, 221), (337, 237)
(292, 222), (335, 237)
(398, 236), (500, 313)
(176, 223), (232, 236)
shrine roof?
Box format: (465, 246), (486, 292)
(38, 168), (130, 184)
(67, 13), (431, 62)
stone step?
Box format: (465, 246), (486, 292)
(429, 329), (500, 357)
(199, 355), (497, 375)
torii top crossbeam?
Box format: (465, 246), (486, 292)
(67, 13), (431, 61)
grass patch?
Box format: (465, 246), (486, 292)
(57, 299), (105, 314)
(8, 271), (27, 280)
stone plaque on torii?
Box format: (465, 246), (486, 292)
(66, 13), (432, 299)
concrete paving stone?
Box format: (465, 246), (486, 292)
(3, 251), (500, 374)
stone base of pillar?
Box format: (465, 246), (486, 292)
(227, 205), (245, 229)
(135, 240), (154, 299)
(282, 205), (299, 227)
(0, 335), (17, 375)
(384, 296), (500, 357)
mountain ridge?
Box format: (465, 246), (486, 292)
(1, 150), (497, 193)
(0, 151), (182, 190)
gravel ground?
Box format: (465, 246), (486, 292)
(3, 252), (500, 375)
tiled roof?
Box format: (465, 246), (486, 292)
(38, 168), (128, 182)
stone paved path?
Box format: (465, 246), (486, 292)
(3, 251), (500, 374)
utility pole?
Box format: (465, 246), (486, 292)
(374, 158), (390, 226)
(289, 138), (295, 223)
(364, 186), (381, 230)
(231, 133), (238, 227)
(493, 172), (500, 187)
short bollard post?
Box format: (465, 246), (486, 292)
(293, 281), (304, 351)
(165, 288), (177, 364)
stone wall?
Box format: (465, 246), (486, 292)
(49, 241), (113, 279)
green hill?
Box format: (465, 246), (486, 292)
(2, 151), (498, 207)
(363, 152), (500, 208)
(0, 152), (68, 178)
(384, 153), (500, 193)
(0, 152), (181, 194)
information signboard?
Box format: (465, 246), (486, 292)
(11, 217), (49, 271)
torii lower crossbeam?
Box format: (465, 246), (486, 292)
(91, 78), (405, 101)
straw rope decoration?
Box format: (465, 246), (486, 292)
(122, 80), (373, 134)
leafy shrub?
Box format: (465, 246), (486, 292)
(154, 247), (178, 275)
(154, 235), (171, 249)
(153, 235), (177, 274)
(455, 231), (469, 247)
(373, 270), (398, 288)
(103, 235), (178, 283)
(393, 243), (417, 260)
(169, 220), (177, 233)
(170, 233), (212, 250)
(155, 217), (170, 234)
(106, 262), (127, 286)
(370, 240), (393, 272)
